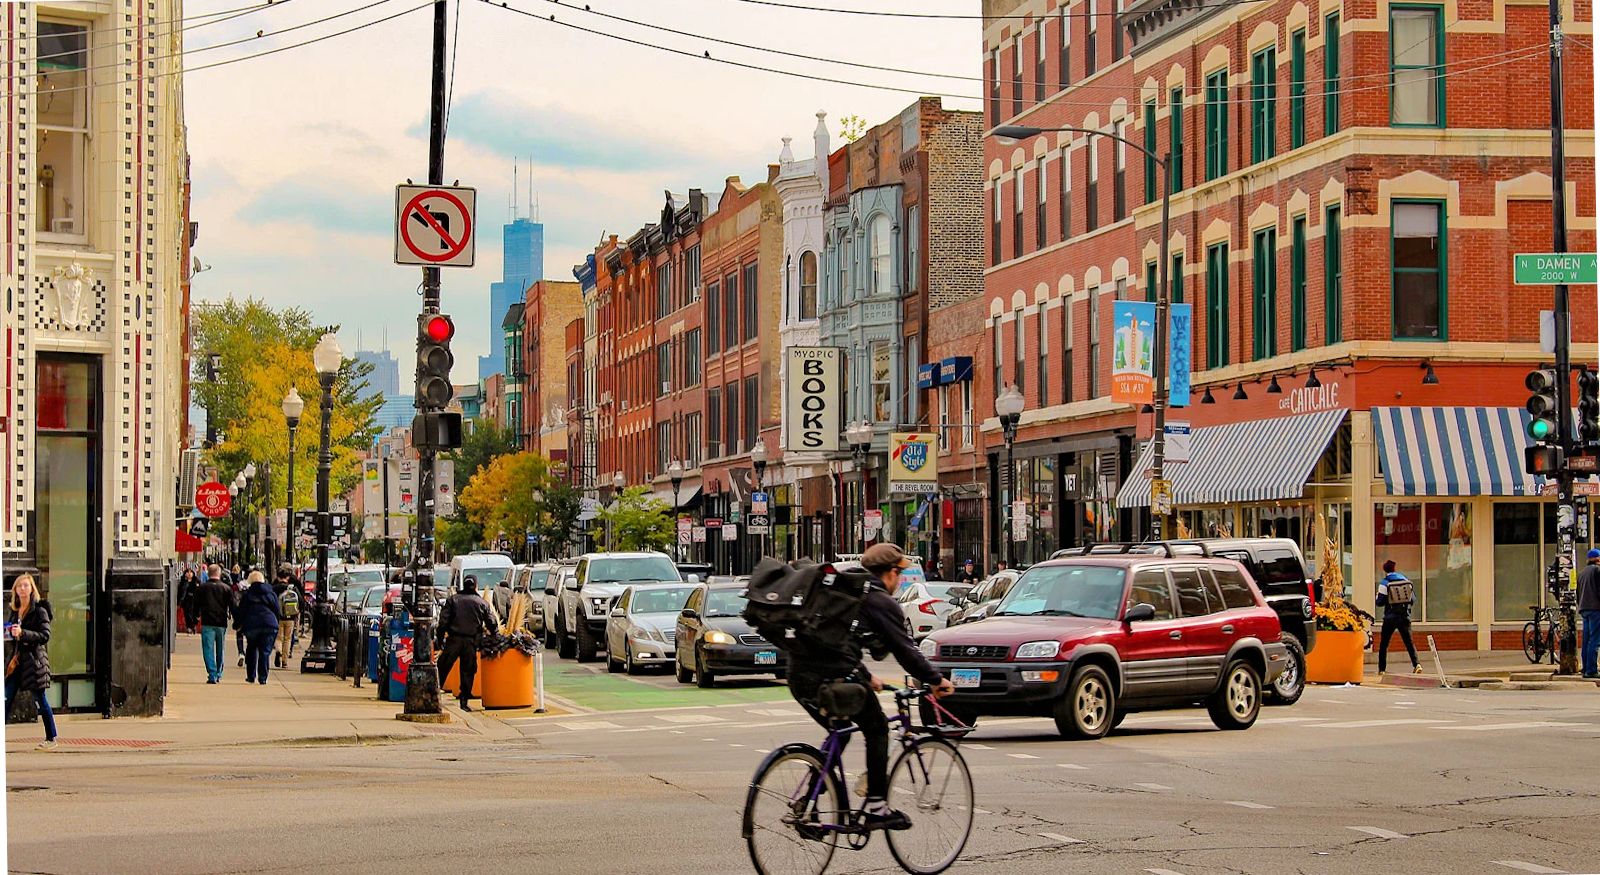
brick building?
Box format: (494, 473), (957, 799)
(592, 236), (622, 491)
(980, 0), (1595, 647)
(520, 279), (583, 462)
(606, 230), (660, 488)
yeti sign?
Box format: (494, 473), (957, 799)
(785, 347), (843, 453)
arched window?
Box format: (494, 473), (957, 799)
(799, 251), (818, 319)
(870, 213), (893, 296)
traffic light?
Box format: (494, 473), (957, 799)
(1525, 367), (1563, 476)
(1578, 366), (1599, 446)
(416, 313), (455, 409)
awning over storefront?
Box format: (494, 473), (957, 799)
(652, 484), (703, 509)
(1371, 407), (1537, 496)
(1116, 410), (1347, 508)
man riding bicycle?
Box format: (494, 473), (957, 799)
(783, 543), (956, 832)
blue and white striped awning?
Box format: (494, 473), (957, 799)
(1371, 407), (1537, 496)
(1116, 409), (1348, 508)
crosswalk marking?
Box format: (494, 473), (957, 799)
(1224, 801), (1274, 809)
(1007, 753), (1040, 759)
(746, 708), (802, 717)
(965, 743), (994, 750)
(556, 720), (622, 730)
(1349, 826), (1408, 840)
(655, 713), (728, 724)
(1146, 869), (1189, 875)
(1255, 717), (1323, 725)
(1037, 832), (1084, 844)
(1313, 719), (1452, 730)
(1134, 783), (1173, 791)
(1056, 763), (1088, 769)
(973, 807), (992, 815)
(1433, 722), (1584, 732)
(1491, 861), (1566, 873)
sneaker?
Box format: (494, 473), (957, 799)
(206, 678), (218, 685)
(1413, 665), (1424, 674)
(238, 656), (245, 667)
(36, 740), (57, 751)
(458, 699), (472, 712)
(861, 808), (912, 831)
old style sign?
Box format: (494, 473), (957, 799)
(785, 347), (843, 452)
(195, 481), (231, 518)
(395, 184), (476, 267)
(889, 432), (938, 494)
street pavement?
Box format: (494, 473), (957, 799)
(6, 635), (1598, 874)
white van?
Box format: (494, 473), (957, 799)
(449, 551), (515, 600)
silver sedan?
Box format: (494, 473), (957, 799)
(605, 583), (698, 675)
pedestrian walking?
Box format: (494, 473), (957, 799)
(177, 567), (200, 634)
(197, 567), (235, 683)
(235, 571), (282, 685)
(1376, 559), (1421, 674)
(436, 575), (495, 711)
(272, 568), (302, 668)
(1578, 548), (1600, 679)
(5, 575), (59, 750)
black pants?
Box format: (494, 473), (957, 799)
(789, 672), (890, 800)
(438, 636), (478, 702)
(1378, 615), (1418, 672)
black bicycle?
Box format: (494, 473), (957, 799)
(741, 684), (974, 875)
(1523, 604), (1560, 665)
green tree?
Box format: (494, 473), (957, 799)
(458, 451), (558, 546)
(436, 516), (481, 557)
(596, 486), (673, 552)
(535, 481), (584, 559)
(838, 113), (867, 142)
(448, 419), (521, 483)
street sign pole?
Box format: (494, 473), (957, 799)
(403, 0), (448, 718)
(1547, 0), (1579, 676)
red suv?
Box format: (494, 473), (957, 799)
(920, 553), (1287, 740)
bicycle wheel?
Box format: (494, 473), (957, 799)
(744, 747), (844, 875)
(884, 737), (975, 874)
(1523, 622), (1542, 664)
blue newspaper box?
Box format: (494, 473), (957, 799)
(386, 615), (414, 702)
(366, 617), (385, 686)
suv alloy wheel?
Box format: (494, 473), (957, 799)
(1266, 632), (1305, 706)
(1054, 664), (1116, 740)
(1208, 659), (1262, 730)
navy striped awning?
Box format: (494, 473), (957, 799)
(1116, 410), (1348, 508)
(1371, 407), (1537, 497)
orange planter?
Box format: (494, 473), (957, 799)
(479, 650), (535, 709)
(1305, 629), (1366, 684)
(442, 657), (483, 698)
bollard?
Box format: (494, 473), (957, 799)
(1426, 634), (1450, 688)
(535, 641), (546, 713)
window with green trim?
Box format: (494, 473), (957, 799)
(1252, 227), (1276, 360)
(1291, 216), (1307, 351)
(1171, 253), (1185, 304)
(1204, 70), (1228, 180)
(1205, 242), (1229, 368)
(1392, 201), (1445, 339)
(1250, 47), (1277, 163)
(1391, 6), (1444, 127)
(1169, 87), (1185, 192)
(1144, 100), (1158, 205)
(1146, 261), (1158, 303)
(1324, 13), (1341, 135)
(1325, 205), (1342, 343)
(1290, 30), (1306, 148)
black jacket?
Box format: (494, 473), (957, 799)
(439, 591), (496, 640)
(1579, 562), (1600, 612)
(7, 601), (52, 692)
(786, 575), (943, 687)
(196, 580), (236, 628)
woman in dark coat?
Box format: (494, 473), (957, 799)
(6, 574), (58, 749)
(235, 571), (282, 685)
(177, 567), (200, 634)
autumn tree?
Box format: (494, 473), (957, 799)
(596, 486), (673, 552)
(458, 451), (559, 547)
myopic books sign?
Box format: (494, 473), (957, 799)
(1110, 300), (1192, 407)
(785, 347), (843, 452)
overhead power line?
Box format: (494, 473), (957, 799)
(0, 0), (289, 43)
(32, 0), (301, 65)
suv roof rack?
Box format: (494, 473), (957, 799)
(1049, 541), (1193, 559)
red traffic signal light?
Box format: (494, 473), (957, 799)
(423, 314), (454, 343)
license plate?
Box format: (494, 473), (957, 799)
(755, 651), (777, 666)
(951, 668), (982, 689)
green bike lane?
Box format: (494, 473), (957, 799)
(539, 659), (794, 712)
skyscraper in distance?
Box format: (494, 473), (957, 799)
(480, 168), (544, 380)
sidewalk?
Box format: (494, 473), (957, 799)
(4, 633), (529, 752)
(1360, 648), (1598, 689)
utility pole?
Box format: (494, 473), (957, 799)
(382, 441), (393, 567)
(1546, 0), (1578, 676)
(403, 0), (448, 717)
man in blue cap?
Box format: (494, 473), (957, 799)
(1578, 548), (1600, 679)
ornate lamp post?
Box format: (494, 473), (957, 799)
(242, 463), (258, 568)
(666, 460), (685, 562)
(301, 332), (342, 672)
(229, 479), (242, 566)
(846, 420), (875, 551)
(995, 384), (1025, 569)
(609, 471), (625, 550)
(282, 388), (304, 572)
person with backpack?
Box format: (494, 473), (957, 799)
(1376, 559), (1421, 674)
(761, 543), (955, 832)
(273, 567), (301, 668)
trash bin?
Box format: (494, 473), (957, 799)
(386, 614), (414, 702)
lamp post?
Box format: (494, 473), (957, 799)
(749, 440), (768, 560)
(228, 480), (242, 566)
(243, 462), (258, 568)
(282, 388), (304, 573)
(995, 384), (1025, 569)
(996, 124), (1174, 539)
(609, 471), (625, 551)
(666, 460), (684, 562)
(846, 420), (875, 551)
(302, 331), (342, 673)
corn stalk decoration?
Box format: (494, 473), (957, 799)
(1313, 512), (1369, 632)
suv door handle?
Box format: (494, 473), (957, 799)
(1168, 630), (1182, 639)
(1221, 624), (1235, 634)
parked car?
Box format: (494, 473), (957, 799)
(676, 563), (714, 583)
(605, 583), (698, 674)
(514, 564), (553, 635)
(327, 563), (386, 597)
(1054, 538), (1316, 705)
(556, 552), (682, 662)
(896, 581), (974, 639)
(946, 571), (1019, 626)
(674, 579), (780, 688)
(923, 553), (1286, 739)
(542, 562), (576, 648)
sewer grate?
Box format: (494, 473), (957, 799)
(415, 724), (476, 735)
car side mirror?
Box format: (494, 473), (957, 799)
(609, 607), (625, 618)
(1124, 603), (1157, 623)
(565, 580), (581, 591)
(680, 608), (699, 620)
(950, 596), (968, 608)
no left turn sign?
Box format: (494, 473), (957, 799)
(395, 184), (476, 267)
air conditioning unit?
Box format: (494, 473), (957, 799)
(177, 448), (201, 507)
(661, 381), (672, 395)
(599, 390), (613, 405)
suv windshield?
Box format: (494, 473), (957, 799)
(344, 568), (386, 584)
(631, 586), (696, 614)
(705, 588), (746, 617)
(462, 567), (512, 589)
(994, 565), (1126, 620)
(525, 570), (549, 592)
(589, 556), (681, 584)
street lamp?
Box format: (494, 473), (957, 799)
(749, 440), (769, 561)
(667, 460), (685, 561)
(996, 384), (1025, 569)
(228, 481), (242, 567)
(243, 462), (258, 568)
(302, 331), (342, 673)
(609, 471), (626, 550)
(997, 123), (1175, 539)
(846, 420), (875, 551)
(282, 388), (304, 573)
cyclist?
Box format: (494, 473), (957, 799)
(784, 543), (956, 832)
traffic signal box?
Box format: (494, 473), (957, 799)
(1525, 368), (1563, 475)
(413, 313), (462, 450)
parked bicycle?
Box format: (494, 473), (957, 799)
(742, 684), (974, 875)
(1523, 604), (1560, 665)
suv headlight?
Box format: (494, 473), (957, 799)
(1015, 640), (1061, 659)
(919, 637), (938, 657)
(704, 630), (734, 645)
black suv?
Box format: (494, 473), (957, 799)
(1053, 538), (1316, 705)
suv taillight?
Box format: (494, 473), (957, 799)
(1307, 579), (1319, 606)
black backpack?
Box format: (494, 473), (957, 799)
(742, 558), (871, 651)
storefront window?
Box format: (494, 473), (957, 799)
(1374, 502), (1423, 595)
(36, 356), (98, 687)
(1493, 503), (1540, 621)
(1424, 503), (1472, 621)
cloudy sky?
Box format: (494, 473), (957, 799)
(187, 0), (981, 383)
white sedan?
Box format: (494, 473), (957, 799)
(895, 581), (975, 640)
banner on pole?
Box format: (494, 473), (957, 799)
(1111, 301), (1156, 404)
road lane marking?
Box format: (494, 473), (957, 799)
(1037, 832), (1083, 844)
(701, 738), (717, 742)
(973, 807), (992, 815)
(1146, 869), (1189, 875)
(1349, 826), (1408, 840)
(1255, 717), (1323, 724)
(1313, 719), (1452, 729)
(755, 749), (770, 754)
(1057, 763), (1088, 770)
(1007, 753), (1040, 759)
(1492, 862), (1566, 873)
(1432, 722), (1584, 731)
(1224, 801), (1274, 809)
(1133, 783), (1173, 791)
(965, 743), (994, 750)
(746, 708), (801, 717)
(655, 713), (728, 724)
(556, 720), (622, 730)
(729, 743), (745, 748)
